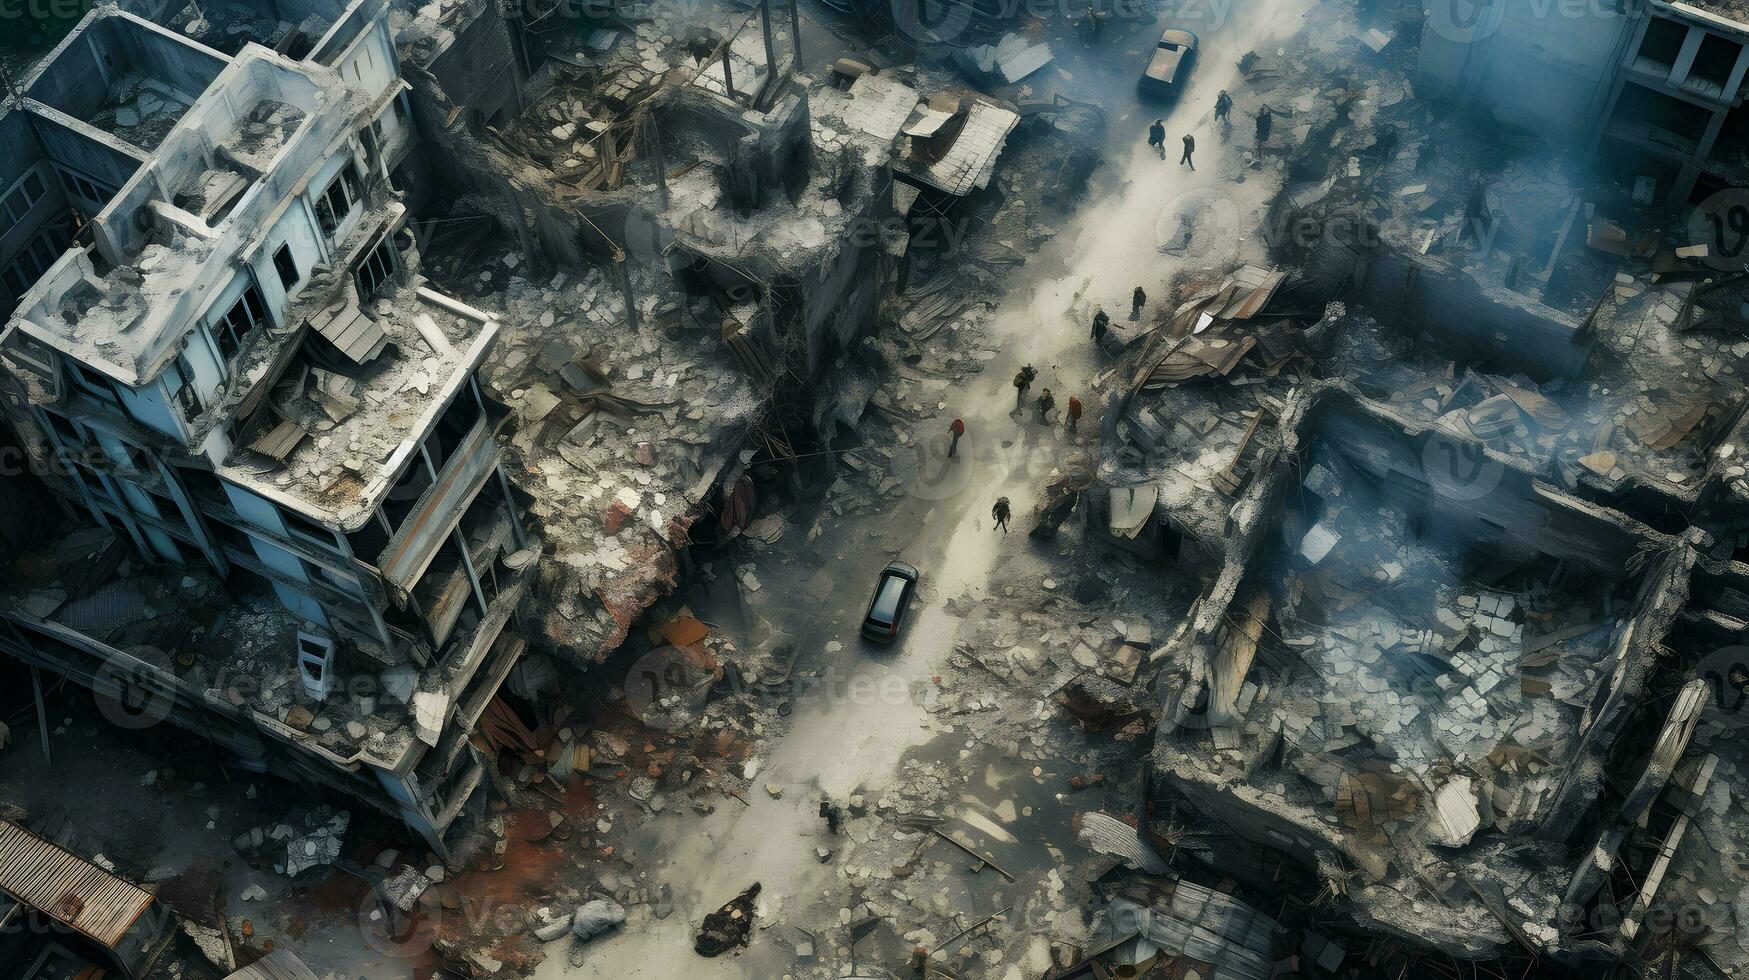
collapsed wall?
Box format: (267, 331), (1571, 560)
(1145, 380), (1696, 963)
(389, 5), (902, 680)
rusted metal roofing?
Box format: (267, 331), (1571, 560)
(0, 819), (157, 949)
(225, 949), (322, 980)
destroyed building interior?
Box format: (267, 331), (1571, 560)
(1, 0), (1749, 976)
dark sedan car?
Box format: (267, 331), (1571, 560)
(860, 561), (920, 643)
(1138, 29), (1198, 98)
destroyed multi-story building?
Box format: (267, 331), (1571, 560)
(1080, 14), (1749, 970)
(0, 1), (536, 859)
(1419, 0), (1749, 207)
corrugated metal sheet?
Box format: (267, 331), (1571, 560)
(225, 949), (321, 980)
(0, 820), (156, 949)
(310, 302), (388, 364)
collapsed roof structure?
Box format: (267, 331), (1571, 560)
(0, 0), (1029, 882)
(0, 0), (533, 861)
(1069, 5), (1749, 972)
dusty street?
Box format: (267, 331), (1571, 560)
(545, 2), (1314, 974)
(19, 0), (1738, 971)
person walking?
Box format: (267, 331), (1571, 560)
(1214, 90), (1232, 125)
(1079, 5), (1106, 44)
(992, 496), (1011, 534)
(1067, 395), (1083, 435)
(1147, 119), (1166, 159)
(1131, 285), (1147, 320)
(1256, 104), (1274, 147)
(1179, 133), (1196, 170)
(1091, 307), (1110, 344)
(948, 417), (965, 458)
(1013, 363), (1037, 407)
(1036, 387), (1055, 423)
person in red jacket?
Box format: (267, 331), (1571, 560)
(1066, 396), (1083, 435)
(948, 418), (965, 458)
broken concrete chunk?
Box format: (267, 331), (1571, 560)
(1300, 521), (1340, 564)
(411, 690), (450, 747)
(573, 899), (627, 941)
(1428, 776), (1482, 847)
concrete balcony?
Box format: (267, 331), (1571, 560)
(376, 412), (504, 599)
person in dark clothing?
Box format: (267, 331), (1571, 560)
(1079, 5), (1106, 44)
(1091, 308), (1110, 343)
(819, 799), (842, 834)
(1147, 119), (1166, 158)
(1036, 387), (1055, 423)
(1013, 366), (1033, 407)
(948, 417), (965, 458)
(1214, 90), (1232, 124)
(992, 496), (1011, 534)
(1180, 133), (1196, 169)
(1415, 140), (1436, 173)
(1131, 286), (1147, 319)
(1256, 104), (1274, 146)
(1067, 395), (1083, 434)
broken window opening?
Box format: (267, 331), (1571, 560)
(1637, 17), (1687, 72)
(1689, 31), (1742, 95)
(316, 162), (363, 236)
(209, 283), (268, 366)
(273, 243), (301, 292)
(281, 506), (340, 552)
(67, 360), (119, 406)
(354, 232), (398, 300)
(345, 513), (391, 562)
(0, 168), (46, 232)
(424, 389), (484, 475)
(1613, 82), (1711, 150)
(6, 225), (72, 298)
(170, 355), (204, 419)
(382, 462), (435, 533)
(297, 631), (337, 699)
(55, 165), (116, 215)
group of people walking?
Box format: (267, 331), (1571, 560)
(1147, 92), (1275, 167)
(1010, 364), (1083, 433)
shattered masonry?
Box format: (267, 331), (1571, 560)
(0, 0), (1748, 975)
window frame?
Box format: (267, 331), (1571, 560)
(273, 243), (300, 291)
(354, 232), (397, 299)
(315, 161), (363, 235)
(209, 283), (268, 364)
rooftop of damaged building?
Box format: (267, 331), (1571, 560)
(1666, 0), (1749, 25)
(1137, 381), (1691, 956)
(425, 251), (763, 663)
(812, 70), (1021, 198)
(6, 35), (361, 387)
(210, 269), (500, 529)
(0, 521), (528, 776)
(1073, 9), (1749, 966)
(1200, 14), (1749, 510)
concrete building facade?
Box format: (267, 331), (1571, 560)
(0, 0), (536, 860)
(1418, 0), (1749, 208)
